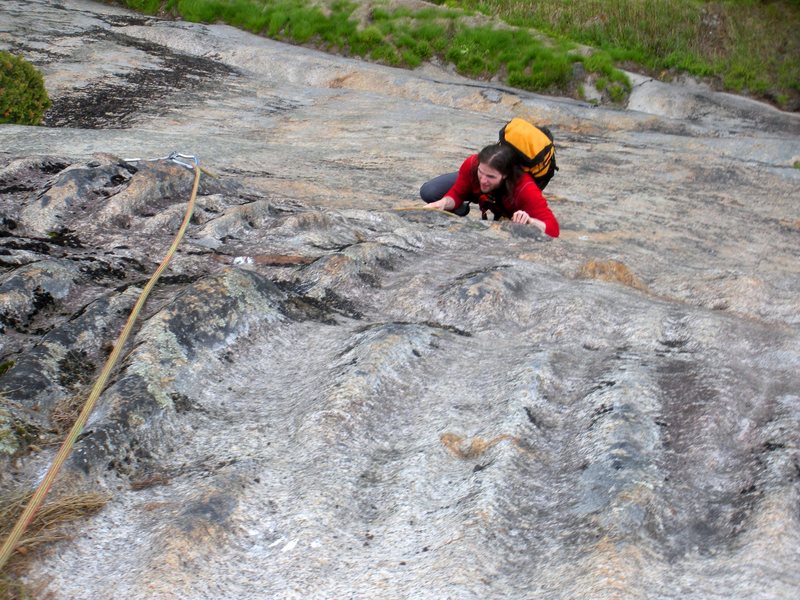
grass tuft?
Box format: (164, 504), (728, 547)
(0, 489), (110, 596)
(0, 491), (110, 558)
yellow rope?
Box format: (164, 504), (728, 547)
(0, 161), (202, 571)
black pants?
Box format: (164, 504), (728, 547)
(419, 172), (469, 216)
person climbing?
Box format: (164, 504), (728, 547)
(419, 142), (560, 238)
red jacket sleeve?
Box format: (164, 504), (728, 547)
(513, 178), (560, 237)
(444, 155), (479, 210)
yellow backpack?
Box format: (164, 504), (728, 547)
(499, 118), (558, 190)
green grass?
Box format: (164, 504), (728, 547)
(441, 0), (800, 110)
(112, 0), (799, 110)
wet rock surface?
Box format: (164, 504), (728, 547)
(1, 1), (799, 598)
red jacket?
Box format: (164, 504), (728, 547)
(446, 154), (560, 237)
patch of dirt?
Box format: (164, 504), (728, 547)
(698, 4), (731, 61)
(575, 259), (649, 292)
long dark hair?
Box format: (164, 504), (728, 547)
(474, 142), (522, 198)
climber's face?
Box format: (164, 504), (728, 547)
(477, 163), (504, 193)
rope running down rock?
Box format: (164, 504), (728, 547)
(0, 153), (203, 570)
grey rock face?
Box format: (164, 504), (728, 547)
(1, 1), (799, 598)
